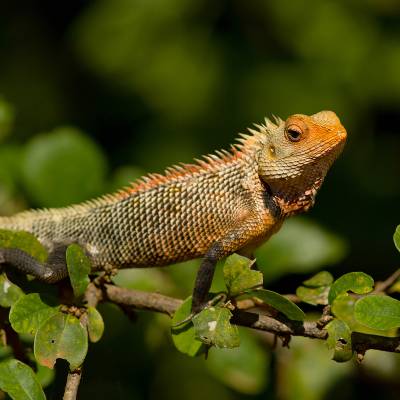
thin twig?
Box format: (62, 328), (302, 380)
(103, 284), (182, 316)
(373, 268), (400, 293)
(283, 294), (302, 303)
(352, 332), (400, 354)
(63, 368), (82, 400)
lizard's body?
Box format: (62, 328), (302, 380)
(0, 144), (274, 269)
(0, 111), (347, 311)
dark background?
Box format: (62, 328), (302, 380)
(0, 0), (399, 399)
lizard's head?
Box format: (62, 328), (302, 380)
(256, 111), (347, 211)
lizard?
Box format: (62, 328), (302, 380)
(0, 111), (347, 312)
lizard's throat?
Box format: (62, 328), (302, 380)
(266, 174), (324, 217)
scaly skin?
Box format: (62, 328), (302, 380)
(0, 111), (347, 311)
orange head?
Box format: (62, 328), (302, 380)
(258, 110), (347, 182)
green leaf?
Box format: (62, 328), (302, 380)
(0, 230), (48, 263)
(206, 328), (269, 394)
(354, 295), (400, 330)
(21, 127), (107, 208)
(66, 244), (91, 298)
(245, 289), (305, 321)
(328, 272), (374, 304)
(394, 225), (400, 253)
(296, 285), (330, 306)
(331, 293), (397, 336)
(302, 271), (333, 287)
(325, 319), (353, 362)
(171, 297), (206, 357)
(331, 293), (361, 331)
(9, 293), (59, 335)
(192, 306), (240, 348)
(0, 273), (24, 307)
(0, 358), (46, 400)
(86, 307), (104, 343)
(223, 254), (263, 297)
(34, 312), (88, 370)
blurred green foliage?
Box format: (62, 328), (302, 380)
(0, 0), (400, 398)
(22, 127), (106, 207)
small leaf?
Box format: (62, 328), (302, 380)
(86, 307), (104, 343)
(0, 229), (48, 263)
(206, 328), (269, 394)
(302, 271), (333, 287)
(171, 297), (207, 357)
(223, 254), (263, 296)
(296, 286), (330, 306)
(328, 272), (374, 304)
(354, 295), (400, 330)
(394, 225), (400, 253)
(325, 319), (353, 362)
(331, 293), (361, 331)
(331, 293), (397, 336)
(192, 306), (240, 348)
(0, 358), (46, 400)
(9, 293), (59, 335)
(245, 289), (305, 321)
(66, 244), (91, 298)
(0, 273), (24, 307)
(34, 312), (88, 370)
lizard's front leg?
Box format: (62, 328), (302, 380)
(0, 246), (69, 283)
(191, 221), (261, 313)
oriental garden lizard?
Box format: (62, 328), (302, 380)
(0, 111), (347, 312)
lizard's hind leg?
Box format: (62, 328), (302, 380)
(0, 246), (69, 283)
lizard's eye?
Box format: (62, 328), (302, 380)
(285, 124), (303, 142)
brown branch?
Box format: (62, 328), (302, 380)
(373, 268), (400, 293)
(352, 332), (400, 354)
(103, 284), (182, 316)
(98, 283), (400, 355)
(63, 368), (82, 400)
(283, 294), (302, 303)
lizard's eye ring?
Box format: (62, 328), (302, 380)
(285, 124), (303, 142)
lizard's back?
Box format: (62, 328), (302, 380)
(0, 153), (269, 269)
